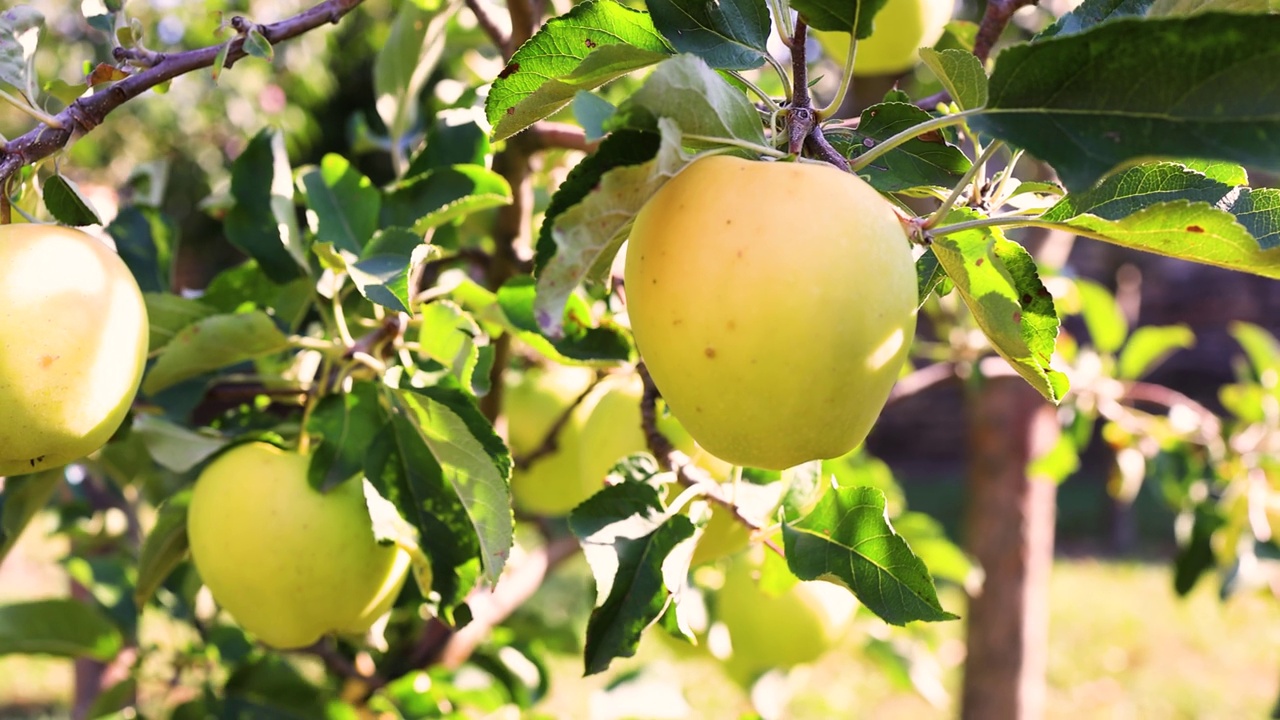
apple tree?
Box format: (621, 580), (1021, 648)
(0, 0), (1278, 716)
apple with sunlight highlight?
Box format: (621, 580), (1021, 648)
(0, 224), (148, 477)
(187, 442), (412, 649)
(625, 156), (917, 470)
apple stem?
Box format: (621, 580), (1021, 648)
(637, 364), (786, 560)
(848, 107), (983, 173)
(924, 140), (1005, 229)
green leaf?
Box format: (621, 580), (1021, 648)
(0, 599), (123, 660)
(1174, 502), (1223, 596)
(536, 119), (689, 336)
(0, 7), (42, 100)
(366, 414), (481, 616)
(573, 91), (617, 141)
(973, 14), (1280, 192)
(134, 493), (191, 607)
(223, 655), (349, 719)
(108, 206), (176, 294)
(244, 28), (273, 60)
(609, 54), (767, 147)
(828, 103), (971, 193)
(1038, 162), (1280, 276)
(381, 165), (512, 236)
(1038, 0), (1154, 38)
(142, 311), (291, 395)
(350, 255), (416, 313)
(143, 293), (217, 353)
(569, 482), (696, 675)
(417, 300), (485, 392)
(390, 382), (513, 585)
(932, 211), (1068, 402)
(783, 486), (957, 625)
(915, 248), (947, 306)
(647, 0), (769, 70)
(1118, 324), (1194, 380)
(299, 154), (380, 254)
(0, 470), (61, 566)
(306, 381), (387, 492)
(406, 112), (493, 176)
(132, 414), (228, 473)
(1149, 0), (1280, 15)
(890, 511), (973, 586)
(225, 129), (307, 282)
(536, 129), (661, 273)
(792, 0), (889, 35)
(1073, 279), (1127, 355)
(374, 0), (460, 144)
(485, 0), (672, 141)
(918, 48), (987, 111)
(1228, 321), (1280, 379)
(43, 175), (102, 226)
(497, 276), (633, 362)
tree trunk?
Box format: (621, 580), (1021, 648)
(961, 374), (1060, 720)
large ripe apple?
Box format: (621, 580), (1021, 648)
(186, 442), (412, 649)
(715, 553), (856, 684)
(817, 0), (954, 77)
(0, 225), (148, 476)
(625, 156), (917, 470)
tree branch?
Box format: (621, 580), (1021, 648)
(0, 0), (365, 186)
(465, 0), (510, 54)
(637, 364), (785, 558)
(973, 0), (1040, 63)
(513, 372), (603, 471)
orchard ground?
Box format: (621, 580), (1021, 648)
(3, 474), (1277, 719)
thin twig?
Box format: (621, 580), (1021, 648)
(465, 0), (510, 53)
(637, 364), (785, 558)
(528, 121), (596, 153)
(0, 0), (365, 186)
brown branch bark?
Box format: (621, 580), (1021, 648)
(464, 0), (510, 54)
(637, 364), (785, 558)
(960, 374), (1057, 720)
(0, 0), (365, 185)
(513, 373), (603, 470)
(973, 0), (1040, 63)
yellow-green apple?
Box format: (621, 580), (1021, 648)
(505, 364), (597, 515)
(625, 156), (917, 470)
(0, 224), (148, 476)
(817, 0), (954, 77)
(186, 442), (412, 649)
(714, 553), (856, 684)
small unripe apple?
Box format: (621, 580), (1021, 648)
(0, 225), (148, 476)
(506, 364), (597, 516)
(507, 367), (734, 516)
(715, 553), (856, 684)
(625, 156), (917, 470)
(187, 442), (412, 649)
(818, 0), (954, 77)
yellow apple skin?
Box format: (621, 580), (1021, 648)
(716, 555), (855, 684)
(187, 443), (411, 649)
(625, 156), (917, 470)
(0, 225), (148, 476)
(818, 0), (953, 77)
